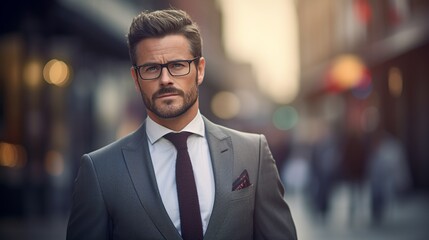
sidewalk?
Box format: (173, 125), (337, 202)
(0, 216), (67, 240)
(1, 186), (428, 240)
(287, 185), (429, 240)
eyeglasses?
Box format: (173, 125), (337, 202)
(133, 57), (200, 80)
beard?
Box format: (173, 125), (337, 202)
(142, 80), (199, 119)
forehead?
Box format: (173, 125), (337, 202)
(135, 34), (192, 64)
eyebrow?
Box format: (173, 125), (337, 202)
(140, 58), (192, 66)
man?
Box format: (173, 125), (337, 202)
(67, 9), (297, 240)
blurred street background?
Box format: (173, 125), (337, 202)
(1, 0), (429, 239)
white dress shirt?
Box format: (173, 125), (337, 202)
(145, 112), (215, 235)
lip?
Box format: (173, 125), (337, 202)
(157, 93), (179, 99)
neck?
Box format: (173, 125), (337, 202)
(147, 102), (199, 132)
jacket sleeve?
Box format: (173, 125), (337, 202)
(67, 154), (110, 240)
(253, 135), (297, 240)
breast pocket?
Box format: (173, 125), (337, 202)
(219, 184), (255, 239)
(230, 184), (255, 201)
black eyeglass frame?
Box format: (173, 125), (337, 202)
(133, 56), (200, 80)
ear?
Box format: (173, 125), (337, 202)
(130, 67), (141, 92)
(196, 57), (205, 86)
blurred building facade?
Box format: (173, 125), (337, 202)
(0, 0), (428, 228)
(297, 0), (429, 191)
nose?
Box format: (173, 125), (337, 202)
(158, 66), (173, 85)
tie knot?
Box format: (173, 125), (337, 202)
(164, 132), (192, 150)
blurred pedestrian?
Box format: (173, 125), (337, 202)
(309, 125), (340, 219)
(340, 97), (369, 224)
(368, 130), (411, 224)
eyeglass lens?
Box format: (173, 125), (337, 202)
(139, 60), (191, 80)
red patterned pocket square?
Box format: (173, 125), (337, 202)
(232, 169), (251, 191)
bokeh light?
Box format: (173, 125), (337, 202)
(43, 59), (71, 87)
(272, 106), (299, 131)
(0, 142), (27, 168)
(44, 150), (65, 176)
(24, 60), (43, 89)
(211, 91), (241, 119)
(388, 67), (403, 97)
(330, 54), (366, 89)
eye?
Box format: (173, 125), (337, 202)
(142, 65), (160, 73)
(169, 61), (186, 70)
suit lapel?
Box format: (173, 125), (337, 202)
(121, 119), (234, 240)
(203, 118), (234, 240)
(122, 124), (181, 240)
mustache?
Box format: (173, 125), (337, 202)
(153, 87), (184, 99)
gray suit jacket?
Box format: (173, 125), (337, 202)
(67, 117), (297, 240)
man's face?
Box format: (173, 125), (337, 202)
(131, 34), (205, 120)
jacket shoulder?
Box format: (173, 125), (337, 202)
(86, 125), (145, 161)
(204, 117), (262, 143)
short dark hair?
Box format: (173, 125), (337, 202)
(127, 9), (202, 65)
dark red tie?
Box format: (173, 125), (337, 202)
(164, 132), (203, 240)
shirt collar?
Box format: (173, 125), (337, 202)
(146, 111), (205, 145)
